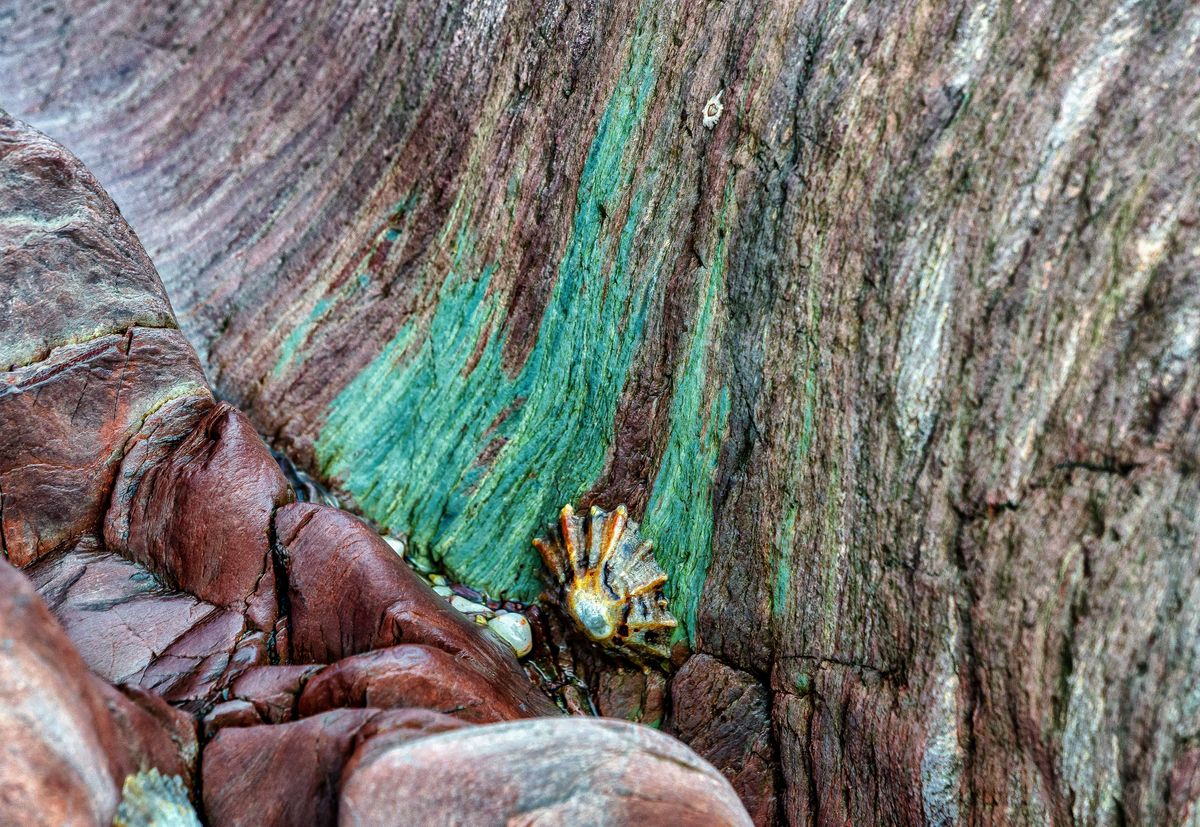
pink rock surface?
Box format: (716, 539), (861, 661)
(340, 717), (754, 826)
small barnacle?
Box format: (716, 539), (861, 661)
(533, 503), (677, 663)
(114, 769), (200, 827)
(702, 90), (724, 129)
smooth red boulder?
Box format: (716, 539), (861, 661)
(0, 329), (209, 566)
(105, 402), (291, 631)
(230, 665), (323, 724)
(202, 708), (465, 827)
(202, 700), (264, 738)
(276, 503), (558, 717)
(338, 717), (754, 826)
(0, 560), (197, 825)
(298, 644), (532, 724)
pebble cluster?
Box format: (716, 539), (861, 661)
(383, 535), (533, 658)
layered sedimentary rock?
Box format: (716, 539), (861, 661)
(0, 110), (749, 825)
(5, 1), (1197, 822)
(28, 547), (265, 704)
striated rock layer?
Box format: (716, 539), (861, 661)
(0, 109), (749, 825)
(6, 0), (1200, 822)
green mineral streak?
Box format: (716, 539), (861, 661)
(642, 177), (735, 646)
(316, 21), (665, 598)
(819, 458), (844, 647)
(771, 511), (797, 618)
(772, 249), (823, 619)
(274, 296), (333, 377)
(273, 195), (419, 377)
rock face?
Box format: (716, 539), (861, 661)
(28, 547), (264, 703)
(0, 111), (749, 826)
(201, 709), (468, 827)
(276, 502), (559, 718)
(0, 111), (175, 371)
(5, 1), (1198, 822)
(105, 400), (291, 632)
(0, 330), (209, 566)
(296, 645), (536, 724)
(670, 655), (778, 826)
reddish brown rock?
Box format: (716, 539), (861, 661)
(202, 700), (264, 739)
(0, 560), (124, 823)
(28, 546), (266, 703)
(593, 664), (667, 727)
(298, 644), (531, 724)
(339, 717), (754, 826)
(0, 329), (208, 566)
(101, 684), (199, 791)
(202, 708), (465, 827)
(669, 655), (779, 826)
(103, 392), (218, 544)
(0, 111), (175, 372)
(105, 401), (291, 631)
(0, 559), (198, 825)
(276, 502), (557, 717)
(230, 665), (323, 724)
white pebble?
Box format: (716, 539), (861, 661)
(433, 585), (454, 598)
(487, 612), (532, 658)
(429, 574), (448, 586)
(450, 596), (493, 617)
(383, 535), (406, 557)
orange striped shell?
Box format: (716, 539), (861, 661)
(533, 504), (677, 662)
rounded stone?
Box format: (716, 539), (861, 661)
(449, 596), (492, 617)
(487, 612), (532, 658)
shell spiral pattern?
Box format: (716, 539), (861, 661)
(533, 504), (677, 662)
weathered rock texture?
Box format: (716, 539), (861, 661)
(0, 559), (197, 825)
(0, 110), (748, 825)
(201, 709), (461, 827)
(3, 1), (1200, 824)
(276, 502), (560, 718)
(671, 655), (778, 826)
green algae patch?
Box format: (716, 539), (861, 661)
(315, 20), (669, 600)
(642, 178), (735, 646)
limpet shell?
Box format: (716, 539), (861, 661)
(533, 504), (677, 662)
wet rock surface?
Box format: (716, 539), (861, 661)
(28, 546), (262, 703)
(202, 709), (467, 827)
(0, 329), (209, 567)
(105, 400), (290, 631)
(0, 112), (752, 825)
(297, 644), (534, 724)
